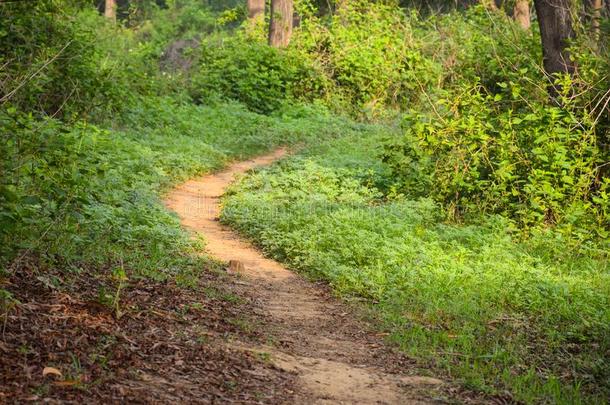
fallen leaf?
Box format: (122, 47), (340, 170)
(53, 380), (79, 387)
(42, 367), (62, 378)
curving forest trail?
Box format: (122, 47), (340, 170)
(164, 149), (448, 404)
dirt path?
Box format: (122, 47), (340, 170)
(165, 149), (447, 404)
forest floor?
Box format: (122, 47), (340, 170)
(164, 148), (462, 404)
(1, 148), (474, 404)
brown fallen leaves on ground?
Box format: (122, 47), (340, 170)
(0, 256), (296, 403)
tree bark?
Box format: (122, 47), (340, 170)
(104, 0), (116, 21)
(269, 0), (293, 48)
(247, 0), (265, 20)
(533, 0), (576, 81)
(591, 0), (603, 37)
(514, 0), (531, 29)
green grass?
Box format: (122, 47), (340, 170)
(221, 130), (610, 404)
(0, 98), (360, 280)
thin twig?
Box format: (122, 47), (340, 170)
(0, 41), (72, 104)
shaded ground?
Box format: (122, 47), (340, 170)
(0, 256), (296, 403)
(165, 149), (455, 404)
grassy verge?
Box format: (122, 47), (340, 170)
(221, 130), (610, 404)
(1, 99), (360, 280)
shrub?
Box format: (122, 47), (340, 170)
(382, 81), (610, 237)
(189, 37), (326, 113)
(294, 0), (442, 111)
(420, 6), (543, 97)
(0, 1), (131, 119)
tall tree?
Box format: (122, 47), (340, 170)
(247, 0), (265, 20)
(104, 0), (116, 21)
(269, 0), (293, 47)
(533, 0), (576, 87)
(514, 0), (531, 29)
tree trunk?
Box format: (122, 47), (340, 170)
(533, 0), (575, 84)
(247, 0), (265, 20)
(104, 0), (116, 21)
(269, 0), (293, 48)
(514, 0), (531, 29)
(591, 0), (603, 37)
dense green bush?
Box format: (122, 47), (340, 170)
(189, 37), (327, 113)
(294, 0), (441, 112)
(129, 0), (218, 56)
(181, 0), (444, 115)
(376, 5), (610, 241)
(0, 1), (131, 119)
(382, 82), (610, 237)
(419, 6), (543, 97)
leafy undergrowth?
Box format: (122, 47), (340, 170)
(0, 256), (295, 402)
(221, 131), (610, 404)
(1, 98), (363, 400)
(1, 99), (356, 276)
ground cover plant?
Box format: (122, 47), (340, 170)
(2, 0), (609, 402)
(222, 130), (610, 404)
(0, 99), (353, 274)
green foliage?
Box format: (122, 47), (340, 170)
(382, 81), (609, 237)
(180, 0), (444, 115)
(131, 0), (218, 50)
(0, 288), (19, 317)
(419, 6), (543, 96)
(1, 105), (195, 272)
(0, 1), (130, 119)
(0, 96), (357, 272)
(374, 5), (610, 241)
(190, 37), (326, 113)
(293, 0), (442, 112)
(221, 133), (610, 403)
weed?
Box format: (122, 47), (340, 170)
(0, 289), (19, 337)
(228, 317), (254, 334)
(257, 352), (272, 363)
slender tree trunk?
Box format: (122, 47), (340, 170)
(269, 0), (293, 48)
(247, 0), (265, 20)
(514, 0), (531, 29)
(104, 0), (116, 21)
(591, 0), (603, 37)
(533, 0), (576, 85)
